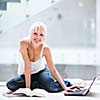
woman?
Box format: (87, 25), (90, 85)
(6, 22), (79, 93)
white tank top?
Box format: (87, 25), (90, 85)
(17, 44), (46, 75)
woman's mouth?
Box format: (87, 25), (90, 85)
(34, 39), (41, 43)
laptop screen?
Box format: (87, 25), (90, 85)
(88, 74), (100, 91)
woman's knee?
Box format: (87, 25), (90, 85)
(6, 76), (24, 91)
(6, 80), (18, 91)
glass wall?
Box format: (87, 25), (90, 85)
(46, 0), (96, 48)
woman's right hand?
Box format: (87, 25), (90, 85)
(64, 85), (80, 92)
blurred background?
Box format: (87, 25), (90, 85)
(0, 0), (100, 81)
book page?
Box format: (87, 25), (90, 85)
(31, 88), (48, 97)
(13, 88), (32, 96)
(13, 88), (48, 97)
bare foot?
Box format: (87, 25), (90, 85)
(5, 90), (14, 94)
(3, 90), (15, 97)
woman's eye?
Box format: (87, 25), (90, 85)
(33, 33), (38, 35)
(40, 34), (44, 37)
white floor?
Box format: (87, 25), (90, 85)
(0, 81), (100, 100)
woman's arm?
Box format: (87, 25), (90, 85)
(44, 47), (70, 91)
(19, 40), (31, 88)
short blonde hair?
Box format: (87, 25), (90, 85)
(29, 22), (47, 34)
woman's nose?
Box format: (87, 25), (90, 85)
(37, 35), (40, 39)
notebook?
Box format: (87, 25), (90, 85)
(64, 74), (100, 96)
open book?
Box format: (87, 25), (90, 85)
(13, 88), (48, 97)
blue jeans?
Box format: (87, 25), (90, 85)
(6, 68), (72, 93)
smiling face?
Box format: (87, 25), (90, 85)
(29, 22), (47, 45)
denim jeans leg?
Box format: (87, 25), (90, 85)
(6, 75), (25, 91)
(37, 68), (71, 92)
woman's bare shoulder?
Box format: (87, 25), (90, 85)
(19, 37), (30, 49)
(20, 37), (30, 45)
(43, 44), (49, 50)
(43, 45), (51, 55)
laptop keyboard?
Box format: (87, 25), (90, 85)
(72, 89), (87, 94)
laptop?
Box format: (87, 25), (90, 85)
(64, 74), (100, 96)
